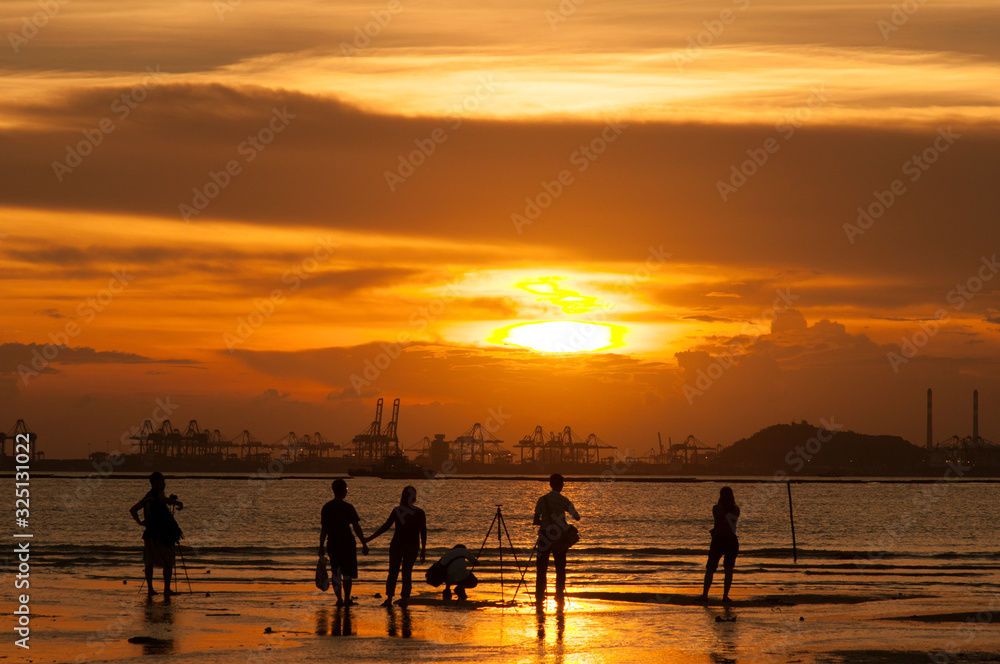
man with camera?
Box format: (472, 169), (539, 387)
(533, 473), (580, 603)
(130, 471), (185, 597)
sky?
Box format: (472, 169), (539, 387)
(1, 0), (998, 459)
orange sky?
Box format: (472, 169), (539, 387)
(1, 0), (998, 457)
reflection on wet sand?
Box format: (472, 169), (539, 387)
(143, 595), (175, 626)
(709, 604), (739, 664)
(315, 607), (329, 636)
(535, 598), (566, 663)
(386, 605), (413, 638)
(125, 601), (176, 655)
(317, 606), (354, 637)
(335, 607), (353, 636)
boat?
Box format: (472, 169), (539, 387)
(348, 451), (431, 479)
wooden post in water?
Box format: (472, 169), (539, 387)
(787, 481), (798, 563)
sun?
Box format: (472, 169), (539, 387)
(491, 321), (625, 353)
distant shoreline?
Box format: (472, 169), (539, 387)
(4, 472), (1000, 483)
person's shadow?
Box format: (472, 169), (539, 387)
(386, 605), (412, 638)
(708, 604), (739, 663)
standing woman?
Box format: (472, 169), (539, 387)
(699, 486), (740, 602)
(365, 486), (427, 607)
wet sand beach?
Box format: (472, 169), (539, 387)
(9, 476), (1000, 663)
(14, 569), (999, 664)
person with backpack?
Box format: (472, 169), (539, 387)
(533, 473), (580, 603)
(430, 544), (478, 601)
(129, 471), (184, 597)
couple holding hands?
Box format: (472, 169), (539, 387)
(319, 479), (475, 607)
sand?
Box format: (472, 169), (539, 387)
(9, 567), (998, 664)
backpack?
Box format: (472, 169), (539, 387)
(425, 561), (447, 587)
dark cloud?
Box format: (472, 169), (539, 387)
(35, 308), (65, 319)
(771, 309), (808, 334)
(1, 84), (997, 285)
(0, 343), (198, 373)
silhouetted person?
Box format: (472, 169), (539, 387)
(533, 473), (580, 602)
(319, 479), (368, 606)
(129, 472), (184, 597)
(699, 486), (740, 602)
(438, 544), (478, 601)
(365, 485), (427, 607)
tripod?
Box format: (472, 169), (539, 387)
(474, 505), (530, 605)
(171, 503), (193, 594)
(136, 503), (192, 596)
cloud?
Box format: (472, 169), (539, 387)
(35, 308), (65, 319)
(1, 84), (997, 283)
(771, 309), (808, 334)
(0, 343), (198, 373)
(327, 386), (378, 401)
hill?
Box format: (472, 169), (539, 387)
(714, 421), (927, 475)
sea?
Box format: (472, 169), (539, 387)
(11, 473), (1000, 662)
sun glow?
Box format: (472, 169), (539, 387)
(492, 321), (625, 353)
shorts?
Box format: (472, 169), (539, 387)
(327, 540), (359, 580)
(707, 535), (739, 571)
(143, 538), (176, 568)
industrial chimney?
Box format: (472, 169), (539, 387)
(973, 389), (979, 444)
(926, 388), (933, 449)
